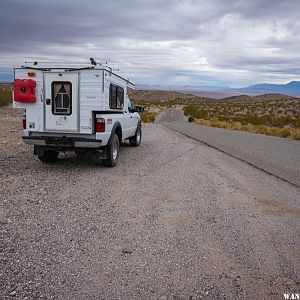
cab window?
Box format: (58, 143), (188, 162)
(109, 84), (124, 109)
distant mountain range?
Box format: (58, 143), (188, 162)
(137, 81), (300, 98)
(2, 80), (300, 98)
(238, 81), (300, 96)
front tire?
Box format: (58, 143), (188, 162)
(38, 150), (59, 163)
(130, 124), (142, 147)
(103, 134), (119, 167)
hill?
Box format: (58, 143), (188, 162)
(238, 81), (300, 97)
(136, 81), (300, 98)
(130, 89), (300, 122)
(130, 89), (300, 139)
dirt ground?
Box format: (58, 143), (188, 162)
(1, 105), (299, 299)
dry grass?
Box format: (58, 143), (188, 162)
(140, 112), (158, 123)
(183, 102), (300, 140)
(130, 89), (300, 140)
(0, 84), (12, 107)
(194, 118), (300, 140)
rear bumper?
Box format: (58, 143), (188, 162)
(22, 136), (103, 149)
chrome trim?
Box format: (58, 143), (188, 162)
(23, 136), (102, 148)
(74, 141), (102, 148)
(23, 139), (46, 146)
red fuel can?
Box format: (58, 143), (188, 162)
(14, 79), (36, 103)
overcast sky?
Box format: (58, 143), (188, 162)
(0, 0), (299, 87)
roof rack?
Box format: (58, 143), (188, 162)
(22, 58), (135, 87)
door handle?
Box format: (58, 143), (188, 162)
(46, 99), (51, 105)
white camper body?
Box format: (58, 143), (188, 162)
(13, 60), (143, 166)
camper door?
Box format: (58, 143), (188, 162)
(44, 73), (79, 132)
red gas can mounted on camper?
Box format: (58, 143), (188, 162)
(14, 79), (36, 103)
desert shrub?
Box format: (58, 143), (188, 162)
(141, 112), (157, 123)
(291, 130), (300, 140)
(191, 116), (300, 139)
(209, 119), (229, 129)
(279, 128), (291, 137)
(0, 89), (12, 106)
(231, 122), (242, 131)
(183, 105), (208, 119)
(133, 92), (300, 139)
(194, 119), (211, 126)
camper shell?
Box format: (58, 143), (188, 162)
(13, 59), (143, 166)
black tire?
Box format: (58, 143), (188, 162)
(103, 134), (119, 167)
(130, 124), (142, 147)
(75, 150), (86, 157)
(38, 151), (59, 163)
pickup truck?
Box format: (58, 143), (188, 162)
(13, 59), (143, 167)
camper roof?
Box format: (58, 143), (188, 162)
(17, 59), (135, 88)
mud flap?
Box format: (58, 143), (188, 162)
(34, 146), (45, 156)
(99, 147), (108, 159)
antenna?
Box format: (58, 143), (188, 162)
(90, 58), (97, 66)
(95, 58), (120, 72)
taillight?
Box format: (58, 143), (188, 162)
(22, 111), (26, 130)
(95, 118), (105, 132)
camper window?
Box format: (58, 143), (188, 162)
(52, 82), (72, 115)
(109, 84), (124, 109)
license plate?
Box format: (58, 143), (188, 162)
(46, 137), (74, 147)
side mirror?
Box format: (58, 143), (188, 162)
(133, 105), (144, 113)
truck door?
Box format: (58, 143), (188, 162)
(44, 73), (79, 132)
(127, 98), (139, 136)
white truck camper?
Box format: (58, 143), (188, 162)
(13, 58), (143, 167)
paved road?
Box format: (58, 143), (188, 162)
(159, 108), (300, 187)
(1, 106), (300, 299)
(155, 107), (187, 123)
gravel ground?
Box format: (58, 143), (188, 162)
(1, 105), (300, 299)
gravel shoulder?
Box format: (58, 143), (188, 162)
(1, 105), (300, 299)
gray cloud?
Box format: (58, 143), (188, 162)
(0, 0), (299, 86)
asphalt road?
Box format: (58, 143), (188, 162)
(1, 106), (300, 299)
(155, 107), (187, 123)
(159, 108), (300, 187)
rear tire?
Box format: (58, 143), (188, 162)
(38, 151), (59, 163)
(103, 134), (119, 167)
(130, 124), (142, 147)
(75, 150), (86, 157)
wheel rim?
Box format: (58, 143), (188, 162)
(112, 139), (118, 160)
